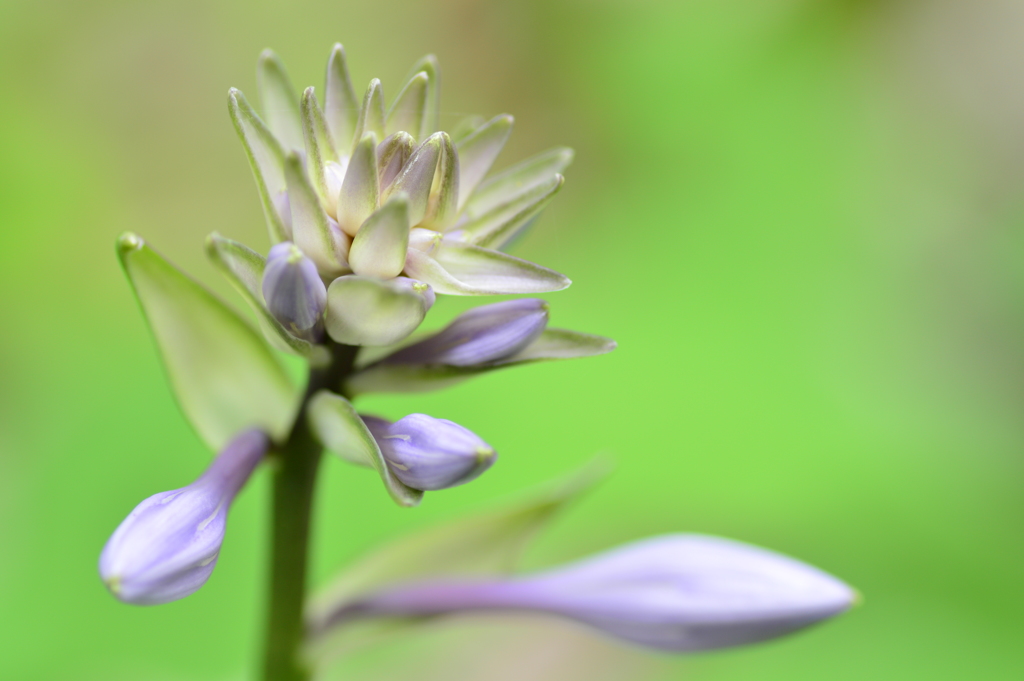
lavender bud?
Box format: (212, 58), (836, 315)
(99, 430), (269, 605)
(262, 242), (327, 341)
(362, 413), (496, 490)
(384, 298), (549, 366)
(329, 535), (855, 651)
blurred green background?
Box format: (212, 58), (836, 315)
(3, 0), (1024, 678)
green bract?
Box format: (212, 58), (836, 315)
(117, 233), (298, 450)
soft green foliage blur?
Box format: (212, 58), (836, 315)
(2, 0), (1024, 678)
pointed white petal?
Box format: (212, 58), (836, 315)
(386, 72), (428, 139)
(257, 49), (304, 151)
(449, 115), (486, 144)
(463, 147), (574, 220)
(349, 196), (411, 279)
(402, 55), (439, 138)
(403, 240), (570, 296)
(408, 228), (442, 254)
(301, 87), (339, 206)
(337, 133), (380, 236)
(284, 152), (345, 276)
(459, 174), (563, 250)
(227, 88), (290, 243)
(456, 115), (513, 210)
(351, 79), (385, 154)
(324, 44), (359, 152)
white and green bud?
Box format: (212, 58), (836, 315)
(325, 275), (433, 346)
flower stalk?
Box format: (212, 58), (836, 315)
(262, 341), (357, 681)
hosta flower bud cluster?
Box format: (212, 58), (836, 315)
(229, 45), (573, 349)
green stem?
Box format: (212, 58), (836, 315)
(262, 342), (358, 681)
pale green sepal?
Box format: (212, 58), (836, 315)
(117, 233), (298, 450)
(403, 241), (570, 295)
(307, 390), (422, 507)
(337, 133), (380, 237)
(386, 132), (442, 226)
(420, 132), (459, 231)
(458, 174), (564, 250)
(351, 79), (385, 154)
(305, 460), (608, 655)
(385, 71), (428, 140)
(227, 88), (290, 243)
(348, 195), (410, 279)
(324, 44), (359, 153)
(257, 49), (304, 151)
(456, 114), (514, 210)
(300, 87), (339, 206)
(401, 55), (439, 138)
(463, 146), (574, 221)
(205, 233), (330, 365)
(284, 152), (345, 277)
(325, 275), (430, 346)
(346, 328), (615, 396)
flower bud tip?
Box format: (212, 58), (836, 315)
(116, 232), (144, 255)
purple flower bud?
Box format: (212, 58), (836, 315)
(262, 242), (327, 341)
(99, 430), (270, 605)
(362, 413), (496, 490)
(384, 298), (549, 366)
(328, 535), (855, 651)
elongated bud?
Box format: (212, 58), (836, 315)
(377, 132), (415, 192)
(262, 242), (327, 341)
(385, 298), (549, 366)
(323, 534), (855, 651)
(362, 413), (496, 490)
(99, 430), (270, 605)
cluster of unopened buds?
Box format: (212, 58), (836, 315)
(99, 44), (855, 677)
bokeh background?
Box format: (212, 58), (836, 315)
(3, 0), (1024, 678)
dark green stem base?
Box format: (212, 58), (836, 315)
(262, 342), (358, 681)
